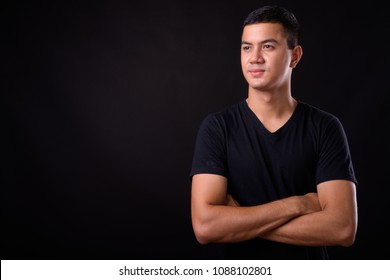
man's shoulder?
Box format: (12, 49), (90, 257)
(209, 100), (245, 118)
(199, 100), (245, 131)
(298, 101), (340, 121)
(298, 101), (344, 134)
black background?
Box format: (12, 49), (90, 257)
(3, 0), (389, 259)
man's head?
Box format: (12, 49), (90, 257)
(243, 5), (300, 50)
(240, 5), (303, 93)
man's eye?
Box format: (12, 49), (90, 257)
(263, 44), (274, 49)
(242, 46), (251, 51)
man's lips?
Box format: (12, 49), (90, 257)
(249, 69), (265, 76)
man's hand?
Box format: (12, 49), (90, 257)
(302, 192), (322, 214)
(225, 194), (240, 207)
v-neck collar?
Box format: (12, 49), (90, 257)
(240, 99), (302, 137)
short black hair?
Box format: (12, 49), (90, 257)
(243, 5), (300, 49)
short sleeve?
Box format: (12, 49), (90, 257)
(189, 113), (228, 180)
(315, 116), (357, 186)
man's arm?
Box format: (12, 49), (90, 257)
(259, 180), (358, 247)
(191, 173), (322, 244)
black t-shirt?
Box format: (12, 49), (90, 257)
(189, 99), (357, 259)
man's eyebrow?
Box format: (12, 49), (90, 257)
(241, 38), (279, 45)
(241, 40), (252, 45)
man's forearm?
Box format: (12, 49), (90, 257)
(258, 208), (356, 247)
(258, 181), (358, 247)
(193, 194), (319, 244)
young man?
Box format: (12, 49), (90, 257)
(189, 5), (358, 259)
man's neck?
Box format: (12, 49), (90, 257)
(246, 88), (297, 132)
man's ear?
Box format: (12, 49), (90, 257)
(290, 45), (303, 68)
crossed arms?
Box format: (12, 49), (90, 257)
(191, 174), (358, 247)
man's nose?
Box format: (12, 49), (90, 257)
(250, 50), (265, 63)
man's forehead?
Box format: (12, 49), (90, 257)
(242, 23), (285, 41)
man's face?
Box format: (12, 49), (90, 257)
(241, 22), (294, 92)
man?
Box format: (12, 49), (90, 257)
(189, 5), (358, 259)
